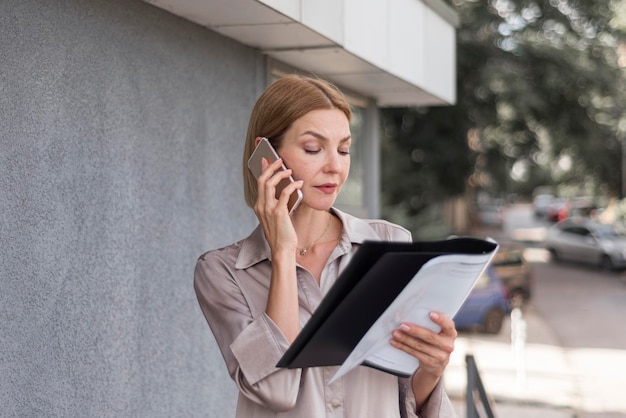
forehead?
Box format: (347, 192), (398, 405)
(290, 108), (351, 135)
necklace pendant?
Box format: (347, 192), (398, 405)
(299, 248), (308, 256)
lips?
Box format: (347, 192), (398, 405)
(315, 184), (337, 194)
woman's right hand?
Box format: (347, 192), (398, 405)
(256, 158), (304, 342)
(253, 157), (303, 255)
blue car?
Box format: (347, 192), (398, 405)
(453, 266), (511, 334)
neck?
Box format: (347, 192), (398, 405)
(294, 209), (334, 255)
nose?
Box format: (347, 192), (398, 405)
(323, 150), (342, 173)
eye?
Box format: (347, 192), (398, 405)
(339, 147), (351, 156)
(304, 148), (321, 154)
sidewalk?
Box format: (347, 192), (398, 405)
(444, 304), (577, 417)
(444, 287), (626, 418)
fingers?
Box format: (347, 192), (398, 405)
(390, 313), (457, 377)
(255, 158), (302, 215)
(253, 158), (301, 254)
(429, 312), (458, 338)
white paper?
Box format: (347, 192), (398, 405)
(329, 251), (495, 383)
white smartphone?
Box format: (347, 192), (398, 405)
(247, 137), (303, 213)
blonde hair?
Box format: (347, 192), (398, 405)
(242, 74), (352, 208)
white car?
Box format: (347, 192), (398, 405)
(533, 194), (554, 218)
(545, 218), (626, 270)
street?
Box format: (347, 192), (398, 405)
(504, 204), (626, 350)
(533, 258), (626, 350)
(445, 203), (626, 418)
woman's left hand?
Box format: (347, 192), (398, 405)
(390, 312), (457, 378)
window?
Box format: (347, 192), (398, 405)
(334, 105), (364, 210)
(562, 226), (590, 236)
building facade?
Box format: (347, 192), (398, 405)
(0, 0), (457, 415)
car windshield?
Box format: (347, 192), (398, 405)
(593, 224), (622, 240)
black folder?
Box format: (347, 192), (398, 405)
(276, 237), (498, 379)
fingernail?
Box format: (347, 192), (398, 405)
(400, 324), (410, 332)
(430, 312), (440, 320)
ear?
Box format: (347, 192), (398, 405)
(254, 136), (264, 147)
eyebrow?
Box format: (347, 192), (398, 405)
(301, 131), (352, 143)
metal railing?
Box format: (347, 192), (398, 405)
(465, 354), (497, 418)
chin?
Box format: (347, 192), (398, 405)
(303, 199), (336, 212)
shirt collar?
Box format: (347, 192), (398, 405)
(234, 207), (382, 270)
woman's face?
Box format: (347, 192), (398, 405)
(277, 108), (351, 212)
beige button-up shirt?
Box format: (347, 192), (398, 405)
(194, 208), (457, 418)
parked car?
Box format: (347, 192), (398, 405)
(476, 202), (503, 227)
(546, 197), (567, 222)
(551, 197), (597, 222)
(545, 218), (626, 270)
(533, 194), (554, 218)
(491, 245), (533, 306)
(454, 266), (511, 334)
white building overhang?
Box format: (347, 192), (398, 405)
(142, 0), (458, 107)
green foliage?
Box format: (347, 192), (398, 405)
(612, 197), (626, 226)
(381, 0), (626, 226)
(381, 106), (473, 215)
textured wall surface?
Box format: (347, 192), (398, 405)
(0, 0), (263, 415)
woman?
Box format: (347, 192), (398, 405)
(194, 74), (458, 417)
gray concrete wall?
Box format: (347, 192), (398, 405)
(0, 0), (263, 415)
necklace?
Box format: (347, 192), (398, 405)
(298, 214), (332, 256)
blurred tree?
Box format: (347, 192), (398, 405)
(381, 0), (626, 231)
